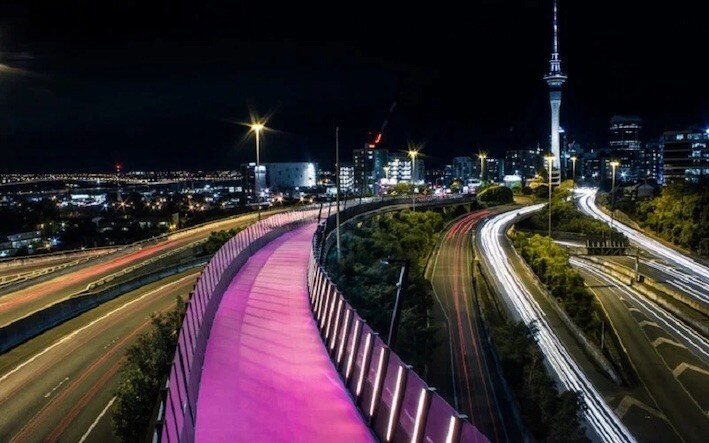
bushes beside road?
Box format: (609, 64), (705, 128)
(511, 233), (602, 342)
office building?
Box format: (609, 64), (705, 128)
(505, 149), (541, 181)
(609, 115), (642, 181)
(266, 162), (317, 189)
(663, 129), (709, 183)
(452, 156), (474, 182)
(642, 140), (664, 183)
(353, 145), (388, 194)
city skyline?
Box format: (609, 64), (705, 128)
(0, 0), (706, 173)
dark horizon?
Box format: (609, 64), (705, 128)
(0, 0), (706, 173)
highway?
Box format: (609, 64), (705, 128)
(429, 209), (518, 443)
(576, 188), (709, 286)
(0, 270), (200, 442)
(572, 258), (709, 443)
(0, 211), (264, 328)
(476, 205), (634, 443)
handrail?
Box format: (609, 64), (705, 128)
(307, 195), (488, 442)
(154, 206), (319, 443)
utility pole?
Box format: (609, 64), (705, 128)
(336, 127), (341, 260)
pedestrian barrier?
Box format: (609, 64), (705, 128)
(307, 221), (488, 443)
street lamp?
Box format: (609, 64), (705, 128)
(545, 155), (555, 238)
(250, 122), (265, 221)
(478, 152), (487, 182)
(408, 149), (419, 211)
(380, 258), (410, 348)
(610, 160), (620, 231)
(570, 155), (577, 187)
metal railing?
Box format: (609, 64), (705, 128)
(154, 206), (319, 443)
(307, 215), (488, 443)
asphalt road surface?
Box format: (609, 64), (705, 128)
(0, 270), (200, 442)
(429, 209), (520, 443)
(572, 258), (709, 443)
(0, 211), (264, 327)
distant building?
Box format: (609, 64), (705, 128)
(452, 156), (474, 182)
(484, 158), (503, 182)
(266, 162), (317, 189)
(240, 162), (267, 205)
(353, 145), (388, 195)
(6, 231), (44, 249)
(609, 115), (643, 182)
(642, 140), (664, 183)
(504, 149), (541, 181)
(387, 152), (413, 183)
(338, 163), (355, 192)
(443, 165), (455, 187)
(662, 129), (709, 183)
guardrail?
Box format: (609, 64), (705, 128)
(307, 207), (488, 442)
(155, 206), (319, 443)
(0, 255), (98, 289)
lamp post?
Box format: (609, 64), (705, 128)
(478, 152), (487, 183)
(408, 149), (418, 211)
(546, 155), (555, 238)
(610, 160), (619, 231)
(381, 258), (410, 348)
(570, 155), (577, 187)
(250, 123), (265, 221)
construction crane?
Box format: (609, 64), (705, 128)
(360, 101), (397, 201)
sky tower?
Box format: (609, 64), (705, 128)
(543, 0), (567, 169)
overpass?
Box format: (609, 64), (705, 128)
(155, 196), (488, 442)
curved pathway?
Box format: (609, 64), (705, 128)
(195, 223), (373, 442)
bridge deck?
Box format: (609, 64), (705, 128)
(195, 223), (373, 442)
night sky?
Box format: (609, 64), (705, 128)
(0, 0), (706, 173)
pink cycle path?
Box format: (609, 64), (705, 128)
(195, 223), (374, 442)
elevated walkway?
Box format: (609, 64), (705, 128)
(194, 223), (373, 442)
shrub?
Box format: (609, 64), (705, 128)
(478, 185), (514, 204)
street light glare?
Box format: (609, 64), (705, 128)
(250, 123), (265, 132)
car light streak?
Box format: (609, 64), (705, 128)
(478, 205), (634, 443)
(640, 259), (709, 305)
(576, 188), (709, 284)
(571, 258), (709, 360)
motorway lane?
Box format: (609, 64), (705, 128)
(0, 211), (263, 327)
(576, 188), (709, 287)
(0, 270), (200, 442)
(476, 206), (636, 443)
(429, 210), (518, 443)
(0, 258), (85, 280)
(605, 256), (709, 311)
(573, 259), (709, 443)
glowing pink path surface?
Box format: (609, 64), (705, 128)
(195, 223), (374, 442)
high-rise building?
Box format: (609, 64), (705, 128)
(505, 149), (541, 181)
(609, 115), (642, 182)
(642, 140), (663, 183)
(266, 162), (317, 189)
(663, 129), (709, 183)
(485, 158), (503, 182)
(452, 156), (474, 182)
(543, 0), (567, 170)
(339, 163), (355, 192)
(386, 152), (412, 183)
(353, 145), (388, 195)
(240, 162), (267, 205)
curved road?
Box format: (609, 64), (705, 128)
(572, 258), (708, 443)
(0, 211), (264, 328)
(429, 209), (519, 442)
(0, 270), (200, 442)
(476, 205), (634, 443)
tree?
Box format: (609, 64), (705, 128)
(204, 228), (241, 254)
(478, 185), (514, 204)
(113, 297), (186, 442)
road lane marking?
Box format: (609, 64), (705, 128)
(652, 337), (687, 349)
(44, 376), (69, 399)
(672, 362), (709, 378)
(0, 273), (198, 385)
(79, 396), (116, 443)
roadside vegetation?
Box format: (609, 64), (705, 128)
(112, 296), (186, 442)
(325, 210), (443, 371)
(604, 181), (709, 255)
(204, 227), (245, 254)
(477, 185), (514, 205)
(490, 320), (589, 442)
(518, 180), (613, 236)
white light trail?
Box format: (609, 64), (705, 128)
(571, 258), (709, 360)
(478, 205), (634, 442)
(576, 188), (709, 284)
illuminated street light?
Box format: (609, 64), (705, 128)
(408, 149), (419, 211)
(478, 152), (487, 182)
(545, 154), (555, 238)
(250, 122), (266, 221)
(570, 155), (577, 187)
(610, 160), (620, 231)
